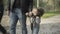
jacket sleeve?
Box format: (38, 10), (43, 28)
(29, 0), (33, 11)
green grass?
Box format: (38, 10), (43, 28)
(42, 11), (60, 18)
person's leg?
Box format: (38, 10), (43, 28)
(9, 11), (18, 34)
(33, 17), (40, 34)
(16, 8), (27, 34)
(0, 12), (7, 34)
(30, 17), (36, 34)
(21, 14), (27, 34)
(30, 17), (34, 30)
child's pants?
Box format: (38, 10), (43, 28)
(30, 16), (40, 34)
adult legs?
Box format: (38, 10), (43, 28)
(9, 11), (18, 34)
(16, 8), (27, 34)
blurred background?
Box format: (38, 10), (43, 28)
(0, 0), (60, 34)
(3, 0), (60, 18)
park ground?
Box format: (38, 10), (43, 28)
(0, 11), (60, 34)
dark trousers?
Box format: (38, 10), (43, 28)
(0, 12), (7, 34)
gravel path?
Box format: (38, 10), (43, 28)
(0, 15), (60, 34)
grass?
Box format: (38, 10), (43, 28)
(42, 11), (60, 18)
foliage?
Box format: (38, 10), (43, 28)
(42, 11), (60, 18)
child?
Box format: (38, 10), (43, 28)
(26, 7), (44, 34)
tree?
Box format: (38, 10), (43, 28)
(37, 0), (39, 7)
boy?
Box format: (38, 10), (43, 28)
(26, 7), (44, 34)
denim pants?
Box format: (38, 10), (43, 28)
(9, 8), (27, 34)
(30, 16), (40, 34)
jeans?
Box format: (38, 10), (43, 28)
(9, 8), (27, 34)
(30, 16), (40, 34)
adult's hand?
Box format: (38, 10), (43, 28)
(32, 8), (38, 16)
(6, 10), (10, 16)
(25, 12), (29, 16)
(29, 12), (32, 17)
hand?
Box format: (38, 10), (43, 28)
(32, 8), (38, 16)
(25, 12), (29, 16)
(29, 12), (32, 16)
(6, 10), (10, 16)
